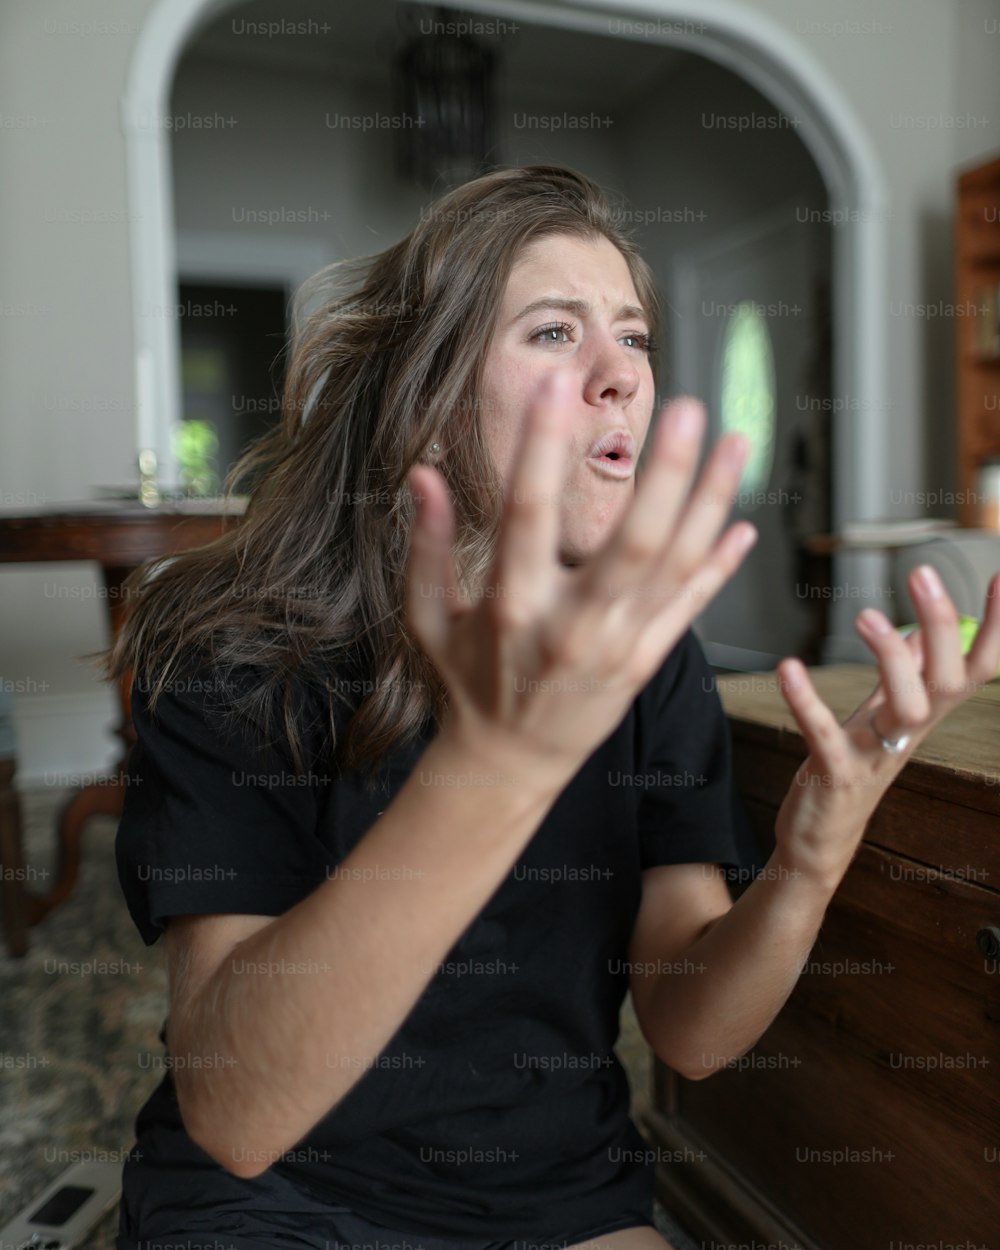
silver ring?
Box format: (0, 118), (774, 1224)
(869, 710), (910, 755)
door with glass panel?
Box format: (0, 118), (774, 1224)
(670, 206), (832, 668)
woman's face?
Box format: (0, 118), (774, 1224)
(478, 232), (656, 569)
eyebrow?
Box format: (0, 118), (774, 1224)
(508, 296), (650, 327)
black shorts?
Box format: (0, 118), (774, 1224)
(116, 1145), (658, 1250)
(116, 1202), (658, 1250)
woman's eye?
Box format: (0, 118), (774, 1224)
(620, 331), (655, 353)
(530, 322), (572, 345)
(528, 322), (657, 354)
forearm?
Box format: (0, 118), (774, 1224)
(638, 845), (842, 1080)
(172, 726), (566, 1178)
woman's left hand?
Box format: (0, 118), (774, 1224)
(772, 564), (1000, 889)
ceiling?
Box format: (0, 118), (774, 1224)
(185, 0), (688, 113)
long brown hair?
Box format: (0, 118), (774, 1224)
(95, 164), (663, 790)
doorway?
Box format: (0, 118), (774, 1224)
(176, 280), (288, 494)
(123, 0), (890, 661)
(673, 204), (833, 664)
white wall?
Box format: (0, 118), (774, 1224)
(733, 0), (1000, 516)
(1, 0), (998, 781)
(169, 48), (628, 262)
(0, 0), (155, 781)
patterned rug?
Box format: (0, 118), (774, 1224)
(0, 786), (699, 1250)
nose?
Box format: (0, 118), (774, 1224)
(581, 328), (641, 408)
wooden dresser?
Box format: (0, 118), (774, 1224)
(641, 665), (1000, 1248)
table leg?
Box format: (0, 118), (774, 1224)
(8, 565), (136, 952)
(0, 755), (29, 957)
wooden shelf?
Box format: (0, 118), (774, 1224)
(956, 153), (1000, 525)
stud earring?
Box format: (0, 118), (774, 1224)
(429, 442), (441, 455)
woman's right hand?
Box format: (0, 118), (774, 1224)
(404, 370), (758, 789)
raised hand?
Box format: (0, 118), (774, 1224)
(404, 371), (758, 786)
(772, 567), (1000, 888)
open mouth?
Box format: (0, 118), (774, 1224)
(586, 429), (635, 474)
(587, 452), (635, 478)
(585, 440), (632, 477)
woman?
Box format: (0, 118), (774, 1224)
(103, 164), (1000, 1250)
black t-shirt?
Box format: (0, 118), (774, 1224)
(115, 628), (753, 1240)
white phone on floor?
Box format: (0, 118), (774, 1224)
(0, 1158), (122, 1250)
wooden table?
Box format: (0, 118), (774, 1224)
(0, 500), (244, 956)
(641, 665), (1000, 1248)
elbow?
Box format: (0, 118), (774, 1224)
(191, 1123), (268, 1180)
(180, 1097), (313, 1181)
(653, 1044), (724, 1082)
(679, 1062), (717, 1082)
(679, 1051), (745, 1082)
(642, 1016), (744, 1081)
(205, 1135), (266, 1180)
(224, 1154), (271, 1181)
(177, 1090), (263, 1180)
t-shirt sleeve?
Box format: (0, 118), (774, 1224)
(115, 664), (336, 946)
(634, 627), (752, 874)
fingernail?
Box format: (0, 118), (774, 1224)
(672, 401), (702, 442)
(859, 608), (892, 634)
(736, 524), (758, 553)
(782, 660), (802, 691)
(916, 565), (943, 598)
(721, 434), (749, 466)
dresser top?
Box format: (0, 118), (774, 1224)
(717, 664), (1000, 877)
(717, 663), (1000, 792)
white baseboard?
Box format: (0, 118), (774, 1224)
(8, 690), (122, 790)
